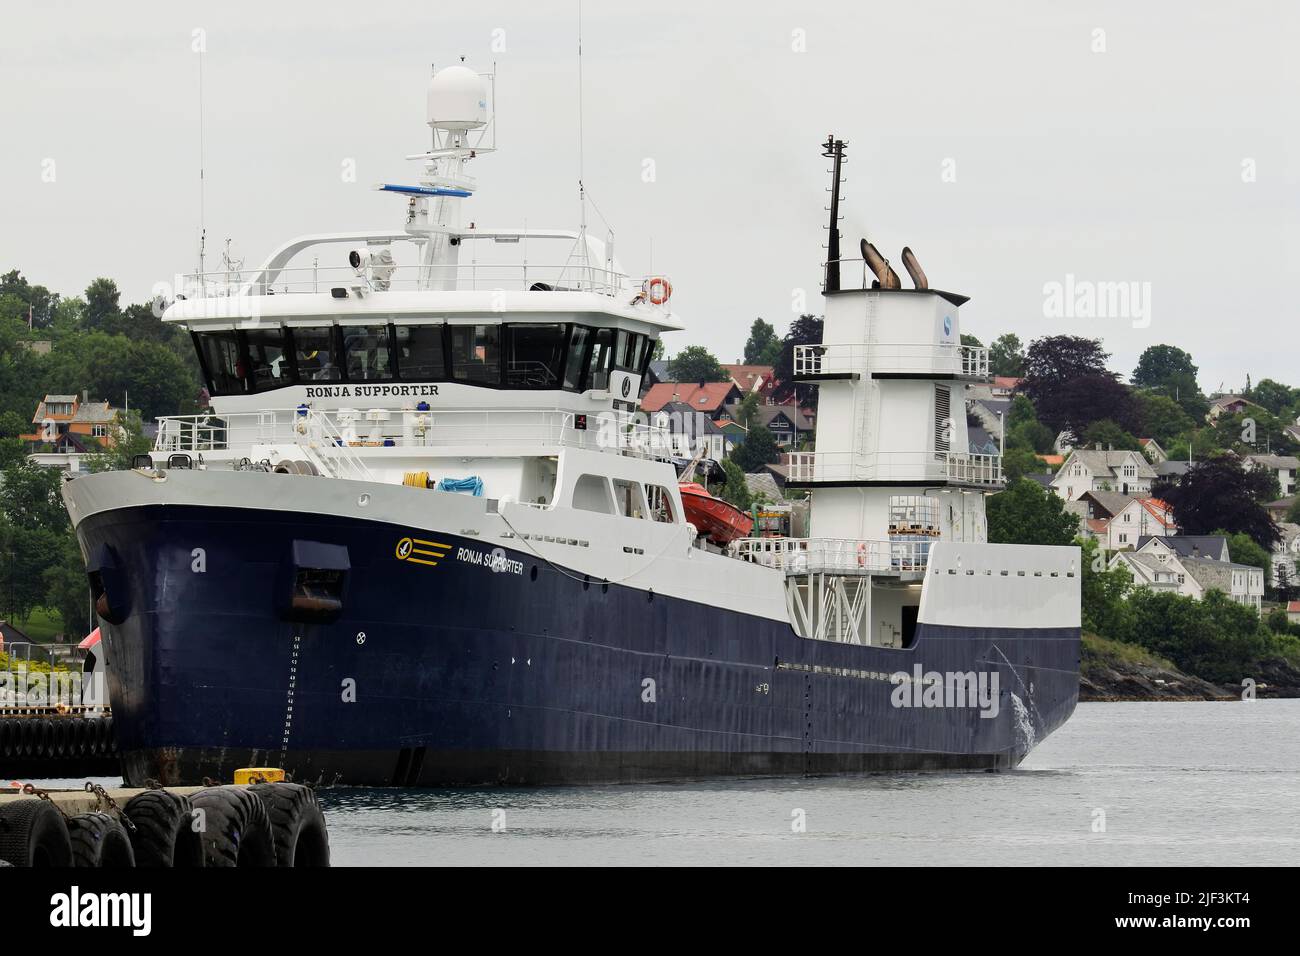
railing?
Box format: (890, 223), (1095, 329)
(793, 343), (989, 379)
(731, 537), (931, 575)
(154, 407), (675, 463)
(787, 450), (1003, 486)
(176, 263), (664, 301)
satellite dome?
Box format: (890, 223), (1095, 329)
(427, 65), (488, 131)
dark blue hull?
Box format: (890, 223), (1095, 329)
(76, 505), (1079, 786)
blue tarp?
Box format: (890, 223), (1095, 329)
(436, 476), (484, 497)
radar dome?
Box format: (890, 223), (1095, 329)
(427, 65), (488, 131)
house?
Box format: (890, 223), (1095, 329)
(1264, 496), (1297, 524)
(1288, 601), (1300, 625)
(1114, 534), (1265, 612)
(1272, 523), (1300, 588)
(641, 381), (744, 416)
(1206, 394), (1263, 422)
(1049, 447), (1157, 500)
(721, 364), (777, 401)
(967, 397), (1010, 439)
(991, 376), (1021, 398)
(1285, 419), (1300, 445)
(1139, 438), (1168, 464)
(735, 403), (814, 449)
(1068, 492), (1176, 550)
(20, 393), (119, 448)
(641, 360), (671, 393)
(968, 424), (999, 456)
(1244, 454), (1299, 498)
(1155, 460), (1193, 480)
(650, 401), (735, 462)
(0, 619), (33, 651)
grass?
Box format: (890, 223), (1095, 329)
(11, 606), (64, 643)
(1081, 632), (1177, 672)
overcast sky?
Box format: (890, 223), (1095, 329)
(2, 1), (1296, 392)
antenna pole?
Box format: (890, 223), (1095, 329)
(198, 46), (207, 279)
(822, 135), (846, 294)
(577, 0), (588, 269)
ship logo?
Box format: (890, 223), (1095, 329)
(943, 315), (952, 336)
(620, 377), (631, 398)
(395, 536), (451, 567)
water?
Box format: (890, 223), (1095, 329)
(317, 700), (1300, 866)
(39, 701), (1300, 865)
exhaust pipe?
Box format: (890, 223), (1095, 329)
(860, 238), (901, 290)
(901, 247), (928, 290)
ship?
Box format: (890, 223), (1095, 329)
(61, 65), (1080, 787)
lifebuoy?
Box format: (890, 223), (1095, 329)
(856, 542), (868, 568)
(646, 276), (672, 305)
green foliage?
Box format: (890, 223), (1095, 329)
(986, 478), (1079, 546)
(730, 424), (780, 472)
(1287, 498), (1300, 523)
(1079, 539), (1135, 638)
(771, 314), (823, 407)
(0, 459), (68, 533)
(83, 410), (152, 473)
(666, 345), (729, 383)
(718, 459), (752, 512)
(1004, 394), (1057, 454)
(1131, 344), (1206, 418)
(1001, 447), (1043, 482)
(960, 333), (983, 348)
(1125, 589), (1268, 683)
(1133, 390), (1196, 447)
(44, 532), (90, 637)
(1081, 418), (1140, 450)
(1246, 378), (1299, 417)
(988, 333), (1024, 377)
(1217, 529), (1271, 574)
(1154, 454), (1281, 549)
(734, 392), (761, 430)
(742, 318), (782, 365)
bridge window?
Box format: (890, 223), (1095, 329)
(563, 326), (591, 390)
(292, 327), (342, 382)
(572, 473), (614, 515)
(450, 324), (501, 385)
(195, 331), (246, 395)
(612, 478), (646, 518)
(644, 484), (676, 523)
(245, 329), (294, 392)
(394, 325), (447, 380)
(505, 324), (567, 389)
(342, 325), (394, 381)
(588, 328), (615, 391)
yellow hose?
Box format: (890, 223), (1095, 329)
(403, 471), (430, 488)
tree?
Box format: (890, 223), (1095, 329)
(1133, 390), (1195, 447)
(82, 278), (122, 332)
(1246, 378), (1296, 417)
(742, 319), (782, 365)
(960, 333), (983, 348)
(1218, 530), (1271, 575)
(1125, 589), (1267, 683)
(986, 478), (1079, 546)
(734, 392), (761, 430)
(730, 424), (780, 472)
(1153, 454), (1281, 548)
(1287, 498), (1300, 524)
(1080, 419), (1140, 450)
(771, 314), (823, 406)
(666, 345), (728, 383)
(1019, 336), (1139, 440)
(1079, 538), (1135, 640)
(0, 459), (68, 534)
(718, 459), (752, 512)
(988, 333), (1025, 377)
(84, 410), (152, 473)
(0, 520), (62, 622)
(1131, 344), (1205, 418)
(45, 531), (91, 638)
(1001, 447), (1044, 482)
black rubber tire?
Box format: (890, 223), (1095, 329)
(54, 719), (71, 757)
(67, 812), (135, 868)
(0, 719), (13, 759)
(249, 783), (330, 867)
(72, 719), (89, 758)
(35, 719), (52, 757)
(122, 790), (205, 867)
(104, 716), (117, 754)
(189, 786), (277, 867)
(0, 799), (72, 867)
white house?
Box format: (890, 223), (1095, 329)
(1272, 523), (1300, 589)
(1244, 453), (1299, 498)
(1139, 438), (1168, 464)
(1112, 535), (1265, 612)
(1069, 492), (1177, 550)
(1050, 448), (1157, 500)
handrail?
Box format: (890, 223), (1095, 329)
(794, 343), (990, 378)
(731, 537), (931, 575)
(788, 450), (1003, 486)
(153, 407), (675, 463)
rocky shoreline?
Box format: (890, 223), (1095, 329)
(1080, 634), (1300, 701)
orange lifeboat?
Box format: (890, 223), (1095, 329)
(678, 482), (754, 546)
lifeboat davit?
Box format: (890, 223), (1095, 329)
(678, 482), (754, 546)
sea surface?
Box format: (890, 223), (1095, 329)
(49, 701), (1300, 866)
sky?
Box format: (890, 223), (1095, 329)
(1, 0), (1296, 393)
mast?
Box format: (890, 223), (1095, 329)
(822, 136), (846, 294)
